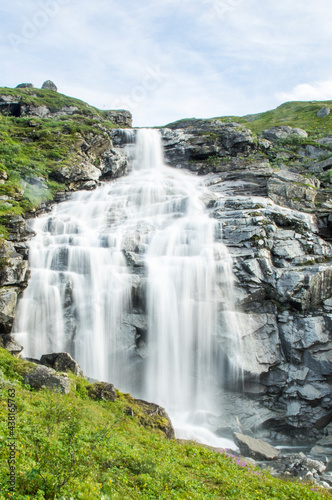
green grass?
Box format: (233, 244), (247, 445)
(0, 348), (330, 499)
(217, 101), (332, 138)
(165, 101), (332, 139)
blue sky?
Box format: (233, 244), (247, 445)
(1, 0), (332, 126)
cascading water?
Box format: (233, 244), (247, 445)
(14, 129), (243, 447)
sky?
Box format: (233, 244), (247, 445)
(1, 0), (332, 127)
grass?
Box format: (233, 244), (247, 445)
(0, 348), (331, 499)
(165, 101), (332, 139)
(217, 101), (332, 138)
(0, 87), (126, 240)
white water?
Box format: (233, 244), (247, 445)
(14, 129), (242, 448)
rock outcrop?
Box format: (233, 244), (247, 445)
(159, 120), (332, 440)
(41, 80), (57, 92)
(233, 432), (280, 460)
(24, 365), (72, 394)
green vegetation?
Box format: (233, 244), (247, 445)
(0, 87), (121, 239)
(215, 101), (332, 138)
(0, 348), (330, 499)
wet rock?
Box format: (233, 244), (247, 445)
(233, 432), (280, 460)
(24, 365), (71, 394)
(40, 352), (83, 376)
(88, 382), (116, 401)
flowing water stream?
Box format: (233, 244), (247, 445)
(14, 129), (242, 447)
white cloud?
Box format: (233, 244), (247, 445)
(2, 0), (332, 125)
(277, 80), (332, 102)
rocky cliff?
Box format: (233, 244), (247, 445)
(0, 91), (331, 448)
(159, 114), (332, 444)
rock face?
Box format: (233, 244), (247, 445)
(24, 365), (71, 394)
(233, 432), (280, 460)
(159, 120), (332, 440)
(41, 80), (57, 92)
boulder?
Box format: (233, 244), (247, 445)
(134, 399), (175, 439)
(40, 352), (83, 376)
(16, 83), (34, 89)
(41, 80), (57, 92)
(88, 382), (116, 402)
(261, 126), (308, 141)
(317, 108), (330, 118)
(24, 365), (71, 394)
(233, 432), (280, 460)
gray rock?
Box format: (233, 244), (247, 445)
(103, 110), (132, 128)
(317, 108), (330, 118)
(261, 126), (308, 141)
(40, 352), (83, 376)
(16, 83), (34, 89)
(41, 80), (57, 92)
(0, 288), (19, 334)
(88, 382), (116, 401)
(0, 334), (23, 354)
(311, 445), (332, 456)
(24, 365), (71, 394)
(233, 432), (280, 460)
(50, 161), (101, 188)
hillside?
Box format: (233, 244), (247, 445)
(0, 347), (330, 499)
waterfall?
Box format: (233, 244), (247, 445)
(14, 129), (242, 447)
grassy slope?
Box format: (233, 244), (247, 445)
(0, 88), (118, 239)
(0, 348), (330, 500)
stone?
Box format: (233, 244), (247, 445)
(311, 445), (332, 456)
(261, 126), (308, 141)
(0, 334), (23, 354)
(317, 108), (330, 118)
(88, 382), (116, 401)
(41, 80), (57, 92)
(24, 365), (71, 394)
(233, 432), (280, 460)
(40, 352), (83, 376)
(16, 83), (34, 89)
(134, 399), (175, 439)
(0, 288), (19, 334)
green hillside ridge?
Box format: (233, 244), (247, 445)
(166, 101), (332, 137)
(0, 347), (330, 499)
